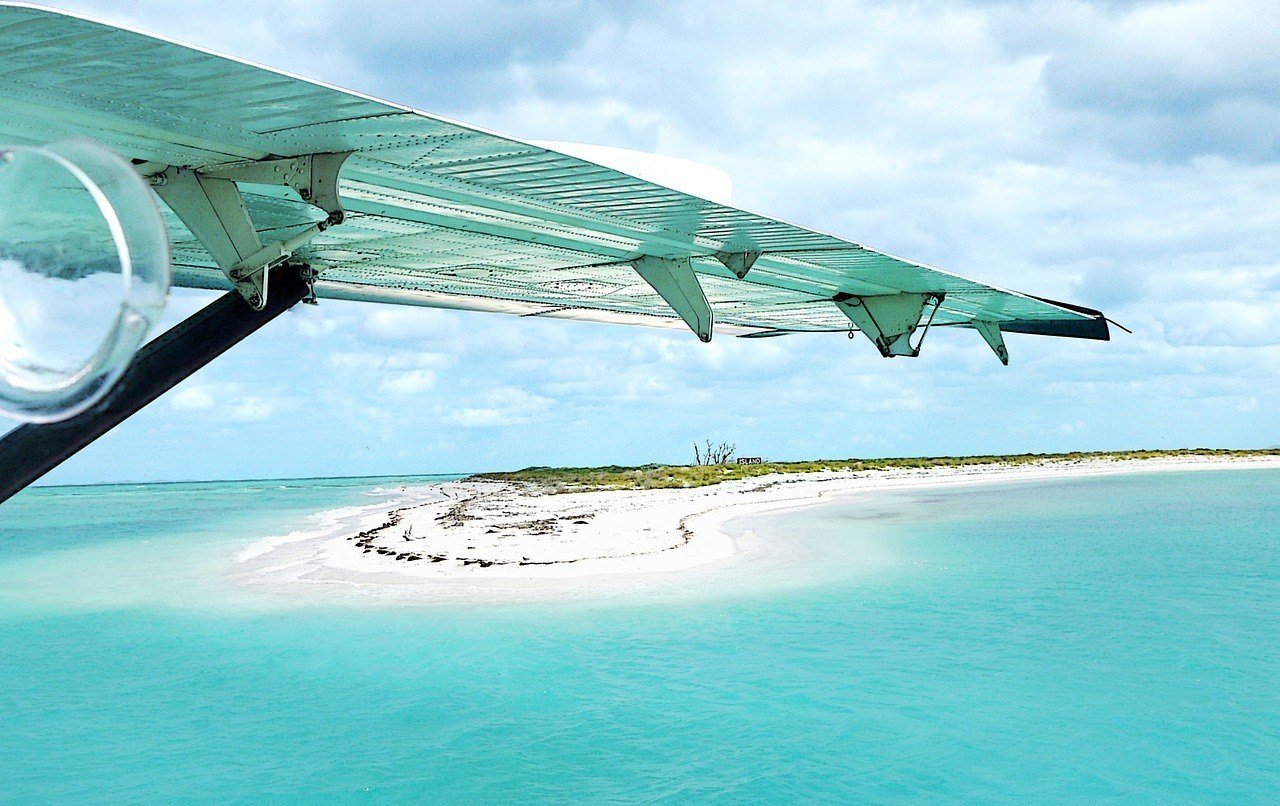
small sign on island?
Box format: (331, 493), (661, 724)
(736, 457), (762, 465)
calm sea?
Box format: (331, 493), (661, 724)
(0, 469), (1277, 801)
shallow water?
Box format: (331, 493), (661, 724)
(1, 469), (1277, 800)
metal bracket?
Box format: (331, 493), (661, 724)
(147, 152), (351, 309)
(836, 292), (942, 358)
(715, 250), (761, 280)
(632, 255), (714, 342)
(972, 319), (1009, 365)
(201, 152), (351, 226)
(299, 264), (321, 305)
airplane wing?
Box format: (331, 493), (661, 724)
(0, 3), (1109, 363)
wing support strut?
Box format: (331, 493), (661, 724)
(836, 292), (942, 358)
(632, 255), (714, 342)
(0, 266), (312, 506)
(146, 152), (351, 309)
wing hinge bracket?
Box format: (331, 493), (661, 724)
(972, 319), (1009, 365)
(631, 255), (714, 342)
(836, 292), (943, 358)
(145, 152), (352, 309)
(714, 250), (761, 279)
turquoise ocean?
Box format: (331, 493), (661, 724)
(1, 469), (1278, 801)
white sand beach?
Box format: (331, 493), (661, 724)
(230, 454), (1280, 603)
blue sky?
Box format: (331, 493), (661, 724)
(9, 0), (1280, 484)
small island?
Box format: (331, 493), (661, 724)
(230, 449), (1280, 602)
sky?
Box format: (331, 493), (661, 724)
(7, 0), (1280, 484)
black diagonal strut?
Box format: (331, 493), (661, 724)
(0, 265), (311, 505)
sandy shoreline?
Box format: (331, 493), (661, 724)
(229, 455), (1280, 603)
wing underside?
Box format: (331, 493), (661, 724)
(0, 3), (1108, 352)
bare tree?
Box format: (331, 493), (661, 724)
(693, 439), (737, 465)
(710, 441), (736, 464)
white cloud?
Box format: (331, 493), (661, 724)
(167, 382), (281, 423)
(363, 308), (454, 341)
(170, 385), (216, 411)
(449, 387), (552, 428)
(226, 396), (276, 422)
(378, 369), (437, 396)
(292, 311), (342, 339)
(330, 350), (452, 371)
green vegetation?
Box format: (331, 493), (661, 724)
(471, 449), (1280, 493)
